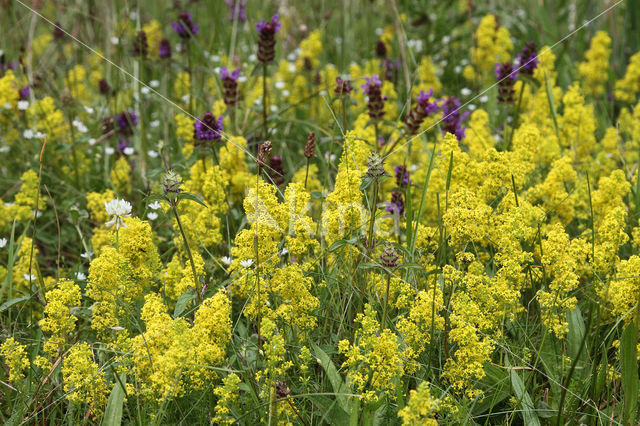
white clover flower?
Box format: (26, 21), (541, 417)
(147, 212), (158, 220)
(75, 272), (87, 281)
(80, 251), (94, 259)
(221, 256), (232, 266)
(239, 259), (255, 268)
(0, 237), (7, 248)
(104, 199), (132, 229)
(148, 201), (162, 210)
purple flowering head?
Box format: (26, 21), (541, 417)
(385, 191), (405, 215)
(415, 89), (440, 115)
(360, 74), (382, 94)
(116, 110), (139, 136)
(440, 97), (469, 140)
(517, 41), (539, 74)
(194, 112), (224, 142)
(172, 12), (199, 39)
(117, 138), (130, 152)
(220, 66), (240, 81)
(225, 0), (247, 22)
(159, 38), (172, 59)
(494, 62), (518, 81)
(495, 62), (518, 103)
(335, 77), (352, 96)
(256, 14), (281, 34)
(394, 165), (410, 187)
(18, 85), (30, 100)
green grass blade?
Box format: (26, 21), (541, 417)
(621, 321), (638, 425)
(102, 373), (126, 426)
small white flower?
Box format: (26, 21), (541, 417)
(110, 36), (119, 45)
(214, 66), (221, 74)
(84, 106), (95, 114)
(460, 59), (469, 66)
(149, 80), (160, 88)
(442, 35), (451, 44)
(0, 237), (7, 248)
(280, 248), (289, 256)
(270, 105), (278, 112)
(148, 201), (162, 210)
(123, 147), (135, 155)
(75, 272), (87, 281)
(105, 146), (115, 155)
(479, 95), (489, 103)
(237, 75), (248, 83)
(211, 55), (221, 62)
(287, 53), (296, 61)
(89, 138), (96, 144)
(104, 199), (132, 229)
(3, 102), (11, 109)
(148, 150), (159, 158)
(73, 119), (88, 133)
(221, 256), (232, 266)
(35, 131), (45, 139)
(81, 251), (94, 259)
(281, 90), (290, 98)
(18, 100), (29, 110)
(249, 54), (257, 62)
(288, 63), (297, 73)
(150, 120), (160, 128)
(460, 88), (472, 96)
(375, 27), (383, 36)
(468, 104), (477, 111)
(24, 274), (37, 282)
(147, 212), (158, 220)
(33, 210), (43, 218)
(23, 129), (34, 139)
(275, 80), (285, 89)
(141, 86), (150, 95)
(239, 259), (254, 268)
(181, 94), (190, 103)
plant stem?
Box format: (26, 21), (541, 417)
(382, 273), (391, 329)
(262, 63), (268, 139)
(171, 203), (201, 302)
(367, 180), (379, 250)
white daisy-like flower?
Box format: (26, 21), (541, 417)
(249, 53), (257, 62)
(221, 256), (232, 266)
(141, 86), (150, 95)
(24, 274), (37, 282)
(149, 80), (160, 88)
(280, 248), (289, 256)
(281, 90), (290, 98)
(468, 104), (477, 111)
(0, 237), (7, 248)
(18, 100), (29, 110)
(147, 212), (158, 220)
(75, 272), (87, 281)
(105, 146), (115, 155)
(460, 88), (472, 96)
(239, 259), (255, 268)
(150, 120), (160, 128)
(288, 63), (296, 73)
(148, 150), (159, 158)
(275, 80), (285, 89)
(479, 95), (489, 103)
(148, 201), (162, 210)
(80, 251), (94, 259)
(23, 129), (34, 139)
(123, 147), (135, 155)
(84, 106), (95, 114)
(110, 36), (119, 45)
(104, 199), (132, 229)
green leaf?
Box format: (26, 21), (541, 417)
(621, 322), (639, 425)
(178, 192), (208, 208)
(508, 359), (541, 426)
(312, 343), (350, 413)
(0, 296), (30, 313)
(142, 193), (169, 204)
(173, 290), (196, 318)
(102, 373), (126, 426)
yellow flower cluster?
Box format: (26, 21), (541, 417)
(463, 14), (513, 83)
(0, 337), (30, 382)
(61, 343), (108, 417)
(40, 279), (82, 357)
(578, 31), (611, 97)
(398, 382), (439, 425)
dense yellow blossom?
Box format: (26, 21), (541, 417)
(578, 31), (611, 97)
(0, 337), (30, 382)
(40, 279), (82, 357)
(61, 343), (108, 417)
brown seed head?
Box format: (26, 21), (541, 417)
(304, 132), (316, 159)
(257, 140), (272, 168)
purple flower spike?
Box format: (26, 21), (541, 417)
(517, 41), (539, 75)
(256, 14), (281, 63)
(116, 110), (139, 136)
(360, 74), (382, 94)
(172, 12), (199, 39)
(159, 38), (172, 59)
(495, 62), (518, 103)
(440, 96), (469, 140)
(404, 88), (440, 135)
(18, 85), (30, 100)
(225, 0), (247, 22)
(385, 191), (405, 215)
(394, 165), (410, 187)
(220, 67), (241, 105)
(194, 112), (224, 145)
(361, 75), (386, 121)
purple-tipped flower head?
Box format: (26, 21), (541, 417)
(404, 88), (440, 135)
(385, 191), (405, 216)
(18, 85), (30, 100)
(268, 155), (286, 186)
(394, 165), (410, 188)
(256, 14), (281, 63)
(172, 12), (199, 39)
(194, 112), (224, 146)
(116, 110), (139, 136)
(495, 62), (518, 103)
(440, 96), (469, 140)
(517, 41), (539, 75)
(225, 0), (247, 22)
(220, 67), (241, 106)
(361, 75), (386, 121)
(335, 77), (352, 96)
(159, 38), (172, 59)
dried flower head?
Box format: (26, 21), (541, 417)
(304, 131), (316, 159)
(163, 169), (182, 196)
(380, 242), (399, 269)
(257, 140), (272, 168)
(366, 152), (387, 178)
